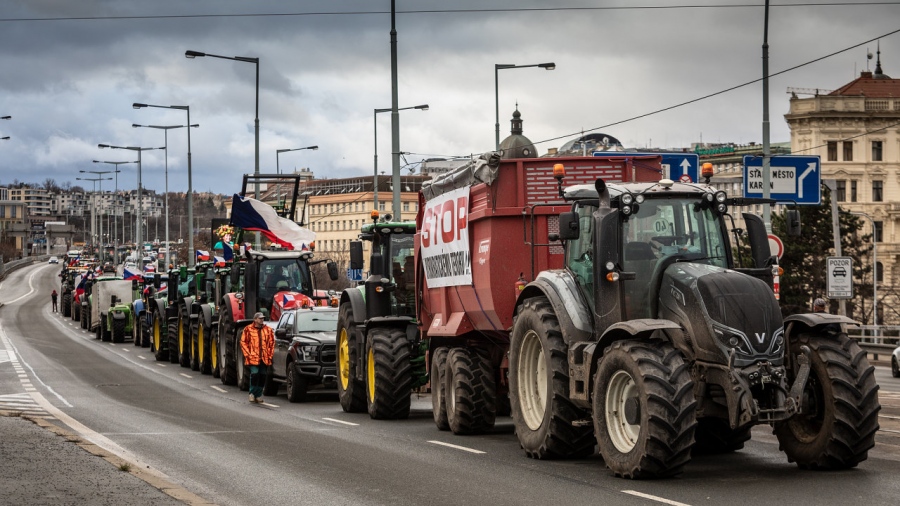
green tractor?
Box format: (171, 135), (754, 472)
(336, 217), (424, 417)
(86, 277), (135, 343)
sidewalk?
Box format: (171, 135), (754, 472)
(0, 413), (212, 505)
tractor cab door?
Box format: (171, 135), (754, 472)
(565, 203), (596, 310)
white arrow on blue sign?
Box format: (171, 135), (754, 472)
(347, 268), (363, 282)
(742, 155), (821, 205)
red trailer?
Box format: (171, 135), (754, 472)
(416, 154), (662, 433)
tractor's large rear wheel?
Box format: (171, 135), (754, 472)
(219, 307), (238, 386)
(446, 347), (496, 435)
(774, 333), (880, 469)
(336, 304), (365, 413)
(153, 311), (169, 361)
(431, 347), (449, 431)
(593, 339), (696, 479)
(133, 311), (142, 347)
(509, 296), (595, 460)
(167, 318), (179, 364)
(101, 315), (112, 342)
(62, 293), (71, 317)
(210, 325), (220, 378)
(365, 327), (412, 420)
(112, 317), (126, 343)
(74, 303), (81, 323)
(178, 306), (191, 368)
(195, 319), (211, 375)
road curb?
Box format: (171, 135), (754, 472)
(0, 411), (216, 506)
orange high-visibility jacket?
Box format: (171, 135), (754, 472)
(240, 324), (275, 366)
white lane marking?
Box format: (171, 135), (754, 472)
(427, 440), (486, 454)
(258, 401), (279, 408)
(210, 386), (227, 393)
(179, 373), (192, 379)
(322, 418), (359, 426)
(0, 325), (72, 407)
(156, 363), (167, 367)
(121, 348), (129, 352)
(0, 267), (40, 305)
(622, 490), (692, 506)
(138, 355), (146, 360)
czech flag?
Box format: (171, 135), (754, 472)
(123, 267), (142, 281)
(222, 241), (234, 261)
(196, 250), (210, 261)
(230, 194), (316, 251)
(214, 256), (226, 267)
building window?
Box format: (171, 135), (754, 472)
(843, 141), (853, 161)
(379, 202), (385, 212)
(876, 261), (884, 283)
(872, 141), (883, 162)
(403, 202), (410, 212)
(851, 181), (857, 202)
(873, 180), (883, 202)
(835, 180), (846, 202)
(827, 141), (837, 161)
(874, 221), (883, 243)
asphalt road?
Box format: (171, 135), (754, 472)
(3, 262), (900, 506)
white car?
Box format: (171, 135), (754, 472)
(892, 345), (900, 378)
(48, 256), (59, 264)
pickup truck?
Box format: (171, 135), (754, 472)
(266, 307), (339, 402)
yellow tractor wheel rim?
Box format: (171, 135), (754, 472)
(367, 346), (376, 402)
(211, 336), (218, 371)
(153, 318), (161, 349)
(338, 329), (350, 390)
(197, 325), (205, 363)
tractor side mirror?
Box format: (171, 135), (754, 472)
(327, 261), (339, 281)
(558, 212), (580, 241)
(786, 209), (801, 236)
(349, 241), (363, 271)
(743, 212), (772, 269)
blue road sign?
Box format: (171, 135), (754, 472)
(593, 151), (699, 182)
(347, 268), (363, 282)
(742, 155), (821, 205)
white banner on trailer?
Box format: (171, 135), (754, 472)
(420, 186), (472, 287)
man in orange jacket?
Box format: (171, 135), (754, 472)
(241, 311), (275, 403)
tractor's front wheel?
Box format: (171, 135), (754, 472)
(593, 339), (696, 479)
(178, 306), (191, 368)
(219, 307), (237, 386)
(112, 317), (126, 343)
(336, 304), (365, 413)
(774, 333), (880, 469)
(153, 311), (169, 361)
(365, 327), (412, 420)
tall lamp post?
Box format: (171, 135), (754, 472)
(75, 175), (111, 257)
(494, 62), (555, 150)
(133, 123), (199, 268)
(1, 115), (9, 141)
(98, 144), (165, 259)
(276, 145), (318, 174)
(80, 169), (116, 261)
(132, 103), (195, 266)
(93, 160), (135, 263)
(185, 50), (259, 198)
(374, 104), (427, 213)
(846, 210), (879, 334)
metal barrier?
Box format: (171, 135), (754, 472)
(847, 325), (899, 361)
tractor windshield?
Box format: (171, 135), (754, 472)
(622, 196), (729, 319)
(258, 258), (313, 312)
(387, 233), (415, 317)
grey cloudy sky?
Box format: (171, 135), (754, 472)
(1, 1), (898, 196)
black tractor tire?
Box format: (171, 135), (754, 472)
(195, 319), (210, 374)
(73, 303), (81, 323)
(496, 393), (512, 417)
(509, 296), (595, 459)
(178, 306), (191, 368)
(236, 345), (250, 391)
(431, 347), (450, 431)
(153, 311), (169, 361)
(101, 315), (112, 342)
(773, 332), (880, 470)
(112, 318), (126, 343)
(81, 309), (88, 330)
(336, 303), (366, 413)
(62, 294), (71, 317)
(693, 417), (752, 455)
(892, 356), (900, 379)
(286, 362), (308, 403)
(141, 313), (151, 348)
(167, 318), (179, 364)
(365, 327), (412, 420)
(219, 307), (238, 386)
(593, 339), (697, 479)
(133, 312), (143, 347)
(446, 347), (496, 435)
(210, 325), (220, 378)
(263, 365), (280, 397)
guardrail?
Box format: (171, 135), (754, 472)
(847, 325), (899, 361)
(0, 256), (49, 281)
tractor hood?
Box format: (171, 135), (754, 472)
(658, 262), (784, 367)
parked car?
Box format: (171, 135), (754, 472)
(267, 307), (340, 402)
(892, 344), (900, 378)
(48, 256), (59, 264)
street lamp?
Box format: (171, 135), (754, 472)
(133, 123), (199, 268)
(276, 145), (318, 174)
(374, 104), (427, 215)
(1, 115), (9, 141)
(94, 160), (137, 263)
(76, 175), (112, 256)
(845, 210), (879, 333)
(494, 62), (555, 150)
(133, 103), (195, 266)
(98, 144), (165, 257)
(185, 50), (260, 199)
(80, 169), (117, 261)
